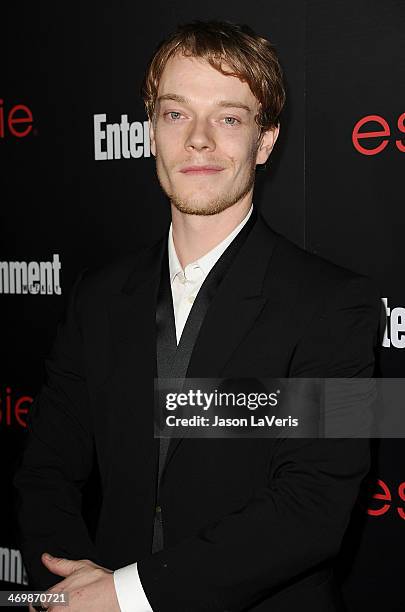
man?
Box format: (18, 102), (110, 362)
(14, 20), (381, 612)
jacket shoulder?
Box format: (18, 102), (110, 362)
(74, 236), (165, 302)
(265, 224), (381, 302)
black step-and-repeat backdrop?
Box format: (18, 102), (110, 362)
(2, 1), (404, 610)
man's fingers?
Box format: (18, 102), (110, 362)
(41, 553), (86, 577)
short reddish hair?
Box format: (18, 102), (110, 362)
(142, 20), (286, 133)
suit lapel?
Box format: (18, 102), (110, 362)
(108, 238), (166, 374)
(187, 212), (277, 376)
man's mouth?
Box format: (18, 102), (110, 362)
(179, 165), (225, 175)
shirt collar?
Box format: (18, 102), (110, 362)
(168, 204), (253, 284)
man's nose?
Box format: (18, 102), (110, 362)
(184, 118), (215, 152)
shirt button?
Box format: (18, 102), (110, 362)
(155, 505), (162, 513)
(188, 295), (195, 304)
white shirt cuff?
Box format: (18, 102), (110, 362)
(113, 562), (153, 612)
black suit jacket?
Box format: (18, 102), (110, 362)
(13, 210), (381, 611)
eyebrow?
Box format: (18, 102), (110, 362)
(157, 93), (252, 113)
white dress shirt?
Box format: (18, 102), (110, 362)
(113, 203), (253, 611)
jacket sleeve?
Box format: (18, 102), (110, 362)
(13, 269), (101, 590)
(136, 275), (381, 612)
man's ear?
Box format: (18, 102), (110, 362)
(256, 124), (280, 165)
(149, 118), (156, 157)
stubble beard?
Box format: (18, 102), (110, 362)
(155, 154), (257, 216)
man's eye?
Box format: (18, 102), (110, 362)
(223, 116), (239, 126)
(166, 112), (182, 121)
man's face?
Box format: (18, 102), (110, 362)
(149, 53), (279, 216)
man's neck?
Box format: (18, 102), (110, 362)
(170, 197), (253, 269)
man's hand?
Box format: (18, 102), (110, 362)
(28, 553), (121, 611)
